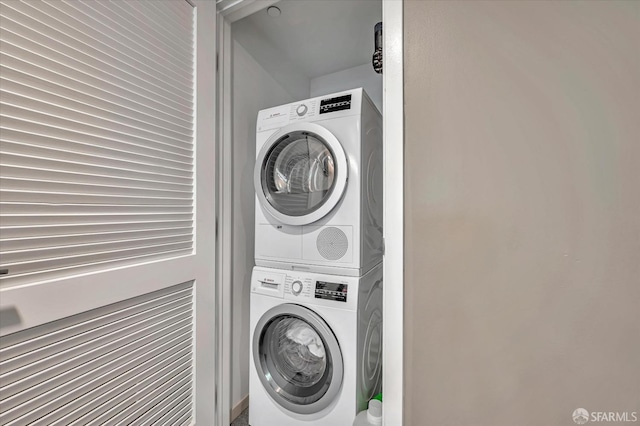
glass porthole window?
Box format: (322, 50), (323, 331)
(262, 131), (336, 216)
(253, 304), (344, 414)
(254, 123), (348, 226)
(261, 316), (331, 403)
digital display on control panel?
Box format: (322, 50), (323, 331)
(315, 281), (348, 302)
(319, 94), (352, 114)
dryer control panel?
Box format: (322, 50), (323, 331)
(319, 94), (352, 115)
(256, 88), (364, 132)
(289, 102), (317, 121)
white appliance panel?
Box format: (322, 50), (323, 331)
(254, 88), (382, 276)
(249, 265), (382, 426)
(255, 224), (302, 261)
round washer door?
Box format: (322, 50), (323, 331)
(254, 123), (348, 226)
(252, 304), (344, 415)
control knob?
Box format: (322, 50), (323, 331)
(296, 104), (308, 116)
(291, 280), (303, 295)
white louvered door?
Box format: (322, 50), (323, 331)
(0, 0), (217, 424)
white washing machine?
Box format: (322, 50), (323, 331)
(249, 264), (383, 426)
(254, 88), (382, 277)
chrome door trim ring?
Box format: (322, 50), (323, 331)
(254, 123), (348, 226)
(252, 303), (344, 415)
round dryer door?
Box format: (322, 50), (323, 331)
(252, 304), (343, 415)
(254, 123), (348, 226)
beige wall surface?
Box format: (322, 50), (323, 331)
(404, 1), (639, 425)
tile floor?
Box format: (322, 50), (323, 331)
(230, 408), (249, 426)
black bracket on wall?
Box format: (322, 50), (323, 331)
(373, 22), (383, 74)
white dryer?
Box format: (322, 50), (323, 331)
(254, 88), (382, 277)
(249, 264), (383, 426)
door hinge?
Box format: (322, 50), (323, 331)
(216, 52), (219, 72)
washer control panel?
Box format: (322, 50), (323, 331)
(284, 275), (313, 298)
(283, 274), (348, 303)
(314, 281), (348, 303)
(263, 267), (358, 310)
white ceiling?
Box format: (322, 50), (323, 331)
(235, 0), (382, 79)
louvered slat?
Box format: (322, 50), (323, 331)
(0, 291), (191, 366)
(0, 34), (191, 121)
(0, 163), (192, 188)
(0, 67), (193, 137)
(1, 177), (191, 200)
(1, 139), (193, 178)
(2, 0), (193, 105)
(1, 234), (193, 263)
(55, 351), (191, 425)
(163, 0), (196, 19)
(0, 60), (193, 131)
(0, 79), (193, 145)
(0, 203), (193, 215)
(0, 310), (191, 396)
(1, 227), (193, 250)
(0, 108), (192, 161)
(0, 0), (195, 286)
(0, 285), (191, 358)
(102, 0), (194, 61)
(0, 281), (194, 425)
(0, 221), (194, 239)
(0, 329), (192, 418)
(37, 354), (192, 425)
(105, 375), (192, 425)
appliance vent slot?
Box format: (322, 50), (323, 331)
(316, 227), (349, 260)
(0, 281), (194, 426)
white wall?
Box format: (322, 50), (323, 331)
(310, 63), (382, 112)
(230, 39), (300, 413)
(233, 18), (310, 101)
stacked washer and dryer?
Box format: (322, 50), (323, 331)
(249, 88), (383, 426)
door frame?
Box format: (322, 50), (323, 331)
(381, 1), (404, 424)
(214, 1), (404, 424)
